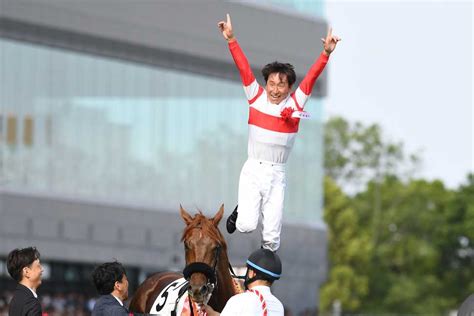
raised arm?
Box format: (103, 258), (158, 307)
(218, 14), (261, 102)
(294, 27), (341, 108)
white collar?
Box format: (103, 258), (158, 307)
(25, 285), (38, 298)
(249, 285), (271, 293)
(111, 294), (123, 306)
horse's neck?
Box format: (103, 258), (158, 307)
(210, 250), (237, 311)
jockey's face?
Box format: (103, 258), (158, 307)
(266, 73), (291, 104)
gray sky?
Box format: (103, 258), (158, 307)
(324, 0), (473, 188)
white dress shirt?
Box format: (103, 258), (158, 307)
(26, 286), (38, 298)
(111, 294), (124, 306)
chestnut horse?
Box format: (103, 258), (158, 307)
(129, 205), (238, 314)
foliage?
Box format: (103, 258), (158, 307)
(321, 116), (474, 315)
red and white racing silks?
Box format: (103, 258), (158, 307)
(231, 40), (329, 252)
(229, 40), (329, 164)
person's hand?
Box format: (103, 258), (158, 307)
(321, 27), (341, 56)
(217, 13), (235, 42)
(204, 304), (220, 316)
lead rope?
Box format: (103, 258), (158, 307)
(188, 295), (208, 316)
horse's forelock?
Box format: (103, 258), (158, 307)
(181, 213), (226, 249)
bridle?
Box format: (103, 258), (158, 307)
(182, 243), (221, 303)
(170, 243), (221, 315)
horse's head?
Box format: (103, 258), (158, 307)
(180, 204), (226, 304)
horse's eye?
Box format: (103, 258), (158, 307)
(184, 243), (190, 250)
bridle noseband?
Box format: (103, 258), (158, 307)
(182, 244), (221, 303)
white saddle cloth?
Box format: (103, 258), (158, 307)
(149, 278), (189, 315)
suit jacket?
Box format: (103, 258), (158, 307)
(92, 294), (130, 316)
(8, 283), (42, 316)
(458, 294), (474, 316)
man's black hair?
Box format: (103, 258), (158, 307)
(7, 247), (41, 282)
(261, 62), (296, 87)
(91, 261), (126, 295)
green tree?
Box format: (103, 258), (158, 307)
(321, 117), (474, 314)
(320, 177), (371, 312)
(439, 174), (474, 305)
(353, 176), (455, 313)
(324, 116), (419, 191)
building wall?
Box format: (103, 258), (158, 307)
(0, 37), (324, 223)
(0, 1), (329, 313)
(0, 0), (328, 91)
(0, 191), (327, 313)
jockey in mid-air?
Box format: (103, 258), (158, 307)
(218, 14), (340, 252)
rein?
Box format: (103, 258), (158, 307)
(228, 263), (246, 280)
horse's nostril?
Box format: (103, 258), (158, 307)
(200, 285), (208, 295)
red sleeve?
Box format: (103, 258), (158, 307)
(228, 40), (256, 86)
(298, 52), (329, 95)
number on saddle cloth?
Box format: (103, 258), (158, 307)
(150, 278), (190, 315)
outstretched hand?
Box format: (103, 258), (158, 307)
(321, 27), (341, 56)
(217, 13), (235, 42)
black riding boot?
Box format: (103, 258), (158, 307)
(226, 205), (239, 234)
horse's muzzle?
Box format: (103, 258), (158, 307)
(188, 282), (214, 303)
(183, 261), (217, 304)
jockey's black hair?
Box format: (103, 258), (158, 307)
(262, 62), (296, 87)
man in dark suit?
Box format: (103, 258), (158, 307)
(91, 261), (130, 316)
(7, 247), (43, 316)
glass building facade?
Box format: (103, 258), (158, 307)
(245, 0), (324, 18)
(0, 37), (324, 223)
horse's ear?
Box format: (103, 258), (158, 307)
(180, 204), (193, 225)
(212, 204), (224, 227)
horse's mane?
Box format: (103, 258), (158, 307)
(181, 211), (227, 250)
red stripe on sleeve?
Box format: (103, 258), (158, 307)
(298, 52), (329, 95)
(249, 86), (264, 105)
(291, 92), (303, 111)
(229, 41), (256, 86)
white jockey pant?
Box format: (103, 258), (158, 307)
(237, 159), (286, 252)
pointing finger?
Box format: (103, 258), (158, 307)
(327, 27), (333, 38)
